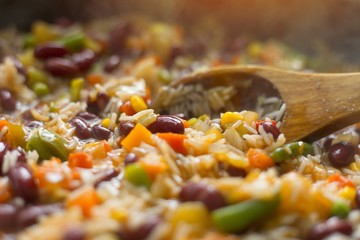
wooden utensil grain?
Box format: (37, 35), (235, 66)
(169, 66), (360, 142)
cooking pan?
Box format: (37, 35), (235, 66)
(1, 0), (360, 66)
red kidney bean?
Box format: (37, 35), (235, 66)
(0, 88), (16, 112)
(108, 22), (132, 54)
(72, 49), (96, 72)
(0, 204), (18, 232)
(44, 58), (80, 77)
(17, 203), (62, 229)
(94, 168), (120, 188)
(356, 188), (360, 208)
(92, 124), (112, 140)
(118, 121), (135, 137)
(118, 215), (161, 240)
(96, 92), (110, 111)
(124, 153), (138, 165)
(328, 142), (356, 168)
(103, 55), (121, 73)
(226, 165), (246, 177)
(70, 118), (92, 139)
(8, 162), (38, 202)
(34, 42), (68, 59)
(307, 217), (353, 240)
(260, 121), (281, 140)
(147, 115), (184, 134)
(179, 182), (226, 211)
(63, 226), (86, 240)
(76, 111), (99, 122)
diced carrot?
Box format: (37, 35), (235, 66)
(157, 132), (187, 155)
(68, 152), (93, 168)
(247, 148), (274, 169)
(66, 186), (99, 218)
(84, 140), (112, 159)
(140, 158), (168, 180)
(119, 100), (137, 116)
(327, 174), (355, 188)
(34, 158), (68, 189)
(182, 119), (189, 128)
(86, 73), (103, 85)
(121, 123), (153, 151)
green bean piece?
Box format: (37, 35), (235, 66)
(60, 32), (85, 52)
(124, 163), (151, 189)
(331, 201), (351, 218)
(27, 128), (69, 161)
(270, 141), (314, 163)
(32, 82), (50, 97)
(70, 78), (84, 102)
(211, 195), (280, 233)
(23, 34), (36, 49)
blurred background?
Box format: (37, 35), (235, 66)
(1, 0), (360, 65)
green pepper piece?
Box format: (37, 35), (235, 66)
(32, 82), (50, 97)
(60, 32), (85, 52)
(27, 67), (48, 87)
(270, 141), (314, 163)
(27, 131), (53, 160)
(70, 78), (84, 102)
(269, 147), (290, 163)
(211, 195), (280, 233)
(331, 201), (351, 218)
(124, 163), (151, 189)
(23, 34), (36, 49)
(27, 128), (68, 161)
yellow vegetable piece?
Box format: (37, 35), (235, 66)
(84, 37), (102, 53)
(121, 123), (152, 151)
(130, 95), (147, 112)
(102, 118), (111, 128)
(205, 127), (223, 141)
(339, 186), (356, 201)
(32, 21), (58, 43)
(247, 42), (263, 58)
(17, 49), (35, 67)
(242, 111), (259, 124)
(350, 162), (360, 171)
(170, 202), (210, 234)
(220, 112), (243, 127)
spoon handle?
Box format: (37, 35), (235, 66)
(226, 66), (360, 142)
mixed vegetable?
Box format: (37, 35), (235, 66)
(0, 17), (360, 240)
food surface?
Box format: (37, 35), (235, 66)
(1, 17), (360, 240)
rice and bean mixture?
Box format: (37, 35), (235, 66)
(0, 17), (360, 240)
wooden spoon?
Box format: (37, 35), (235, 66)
(154, 65), (360, 142)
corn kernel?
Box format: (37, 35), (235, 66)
(187, 118), (198, 126)
(350, 162), (360, 171)
(110, 209), (127, 221)
(242, 111), (259, 124)
(102, 118), (111, 128)
(130, 95), (147, 112)
(205, 127), (222, 141)
(247, 42), (263, 58)
(32, 21), (58, 43)
(18, 49), (35, 67)
(220, 112), (243, 127)
(339, 186), (356, 201)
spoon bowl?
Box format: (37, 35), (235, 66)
(153, 66), (360, 142)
